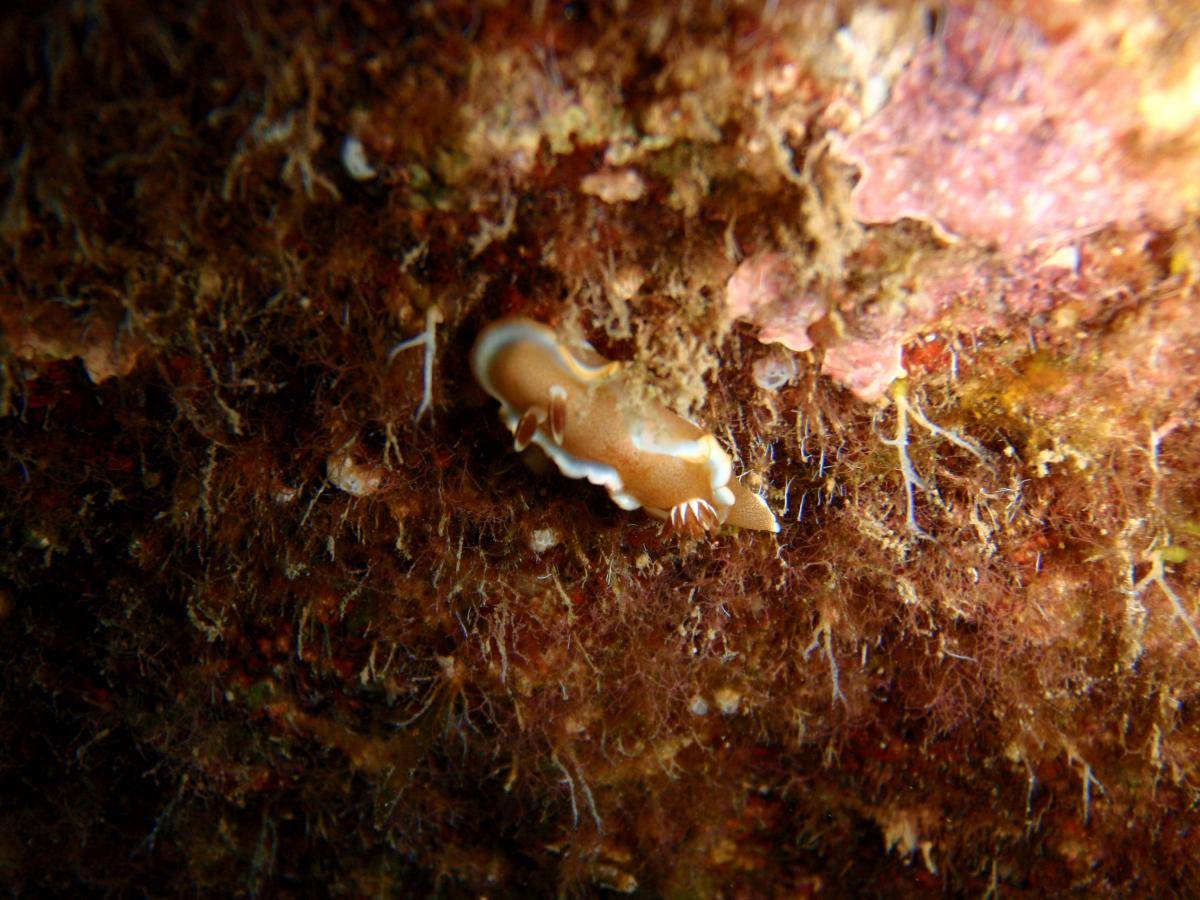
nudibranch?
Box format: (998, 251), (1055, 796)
(471, 317), (779, 537)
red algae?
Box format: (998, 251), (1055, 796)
(834, 1), (1200, 251)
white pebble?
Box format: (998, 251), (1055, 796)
(341, 135), (377, 181)
(752, 351), (797, 391)
(528, 528), (560, 553)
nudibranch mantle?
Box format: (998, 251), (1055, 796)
(471, 317), (779, 536)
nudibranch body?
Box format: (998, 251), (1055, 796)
(471, 317), (779, 536)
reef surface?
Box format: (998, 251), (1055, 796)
(3, 1), (1200, 895)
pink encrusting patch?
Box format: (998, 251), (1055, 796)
(833, 3), (1187, 252)
(726, 250), (908, 403)
(724, 252), (824, 353)
(820, 338), (907, 404)
(726, 241), (1106, 402)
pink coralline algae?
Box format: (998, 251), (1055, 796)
(833, 3), (1184, 252)
(727, 242), (1103, 402)
(820, 337), (906, 404)
(726, 251), (907, 402)
(725, 252), (822, 353)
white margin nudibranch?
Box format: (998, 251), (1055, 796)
(471, 317), (779, 537)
